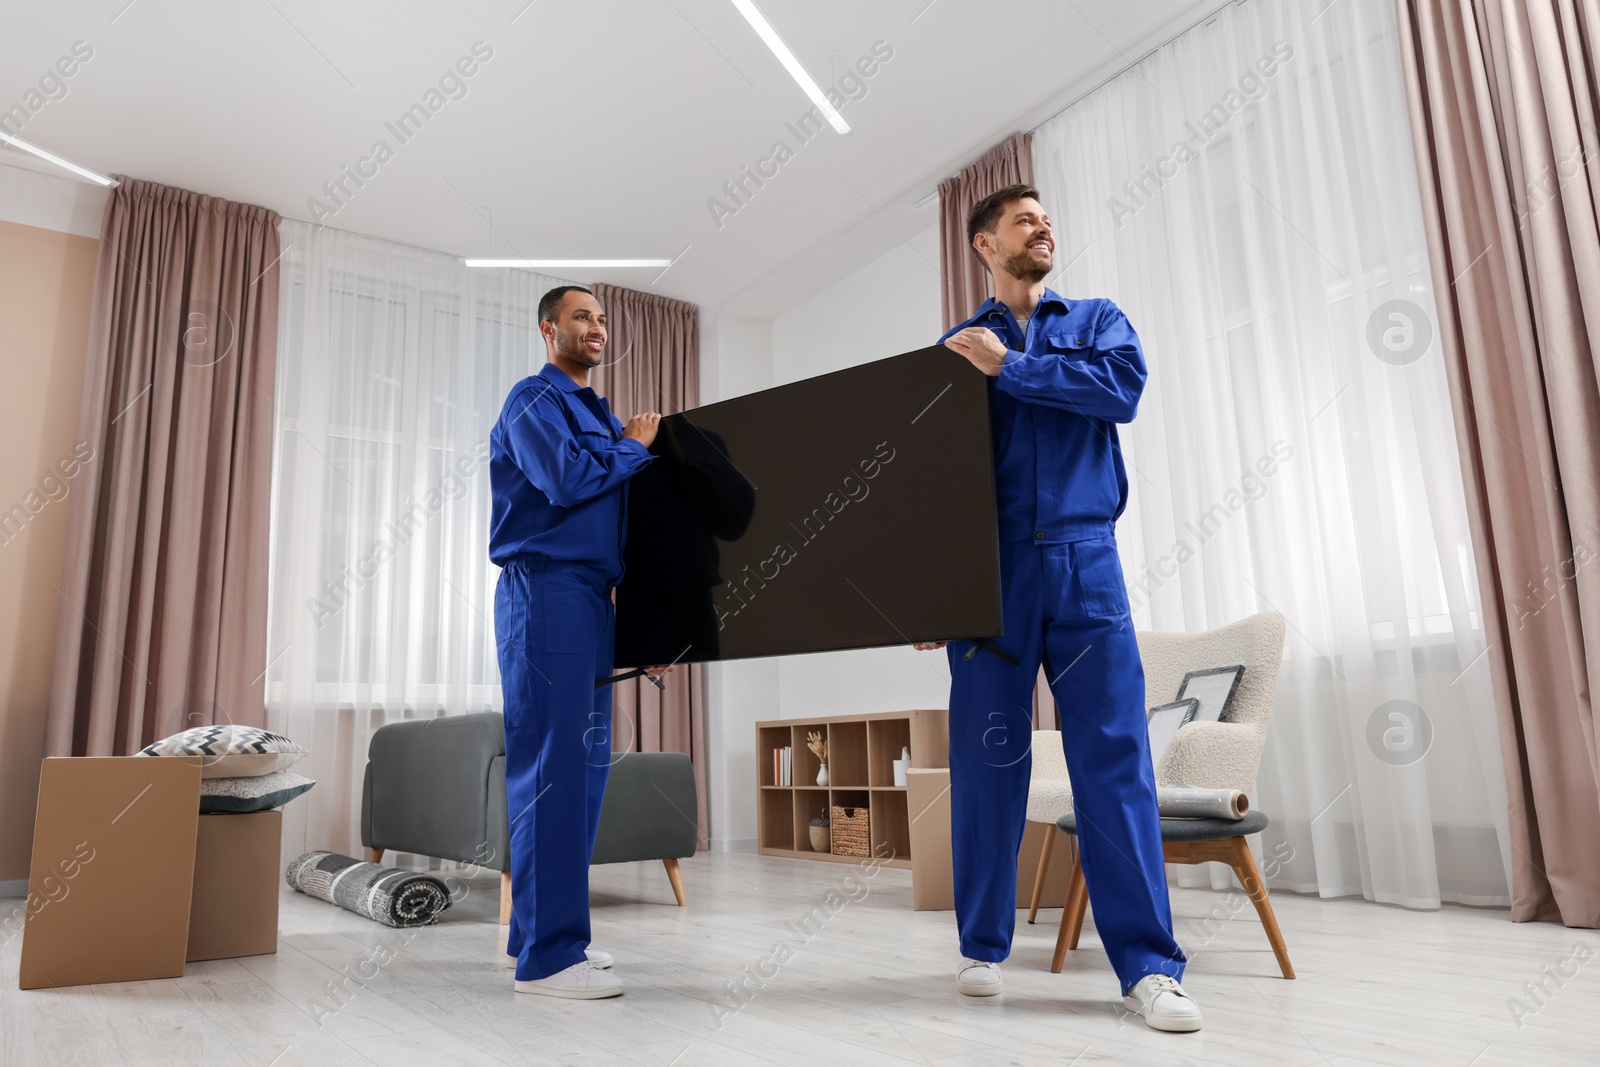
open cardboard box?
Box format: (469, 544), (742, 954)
(19, 757), (282, 989)
(905, 767), (1076, 912)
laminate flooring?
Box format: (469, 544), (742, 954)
(3, 852), (1595, 1066)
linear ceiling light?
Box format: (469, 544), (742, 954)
(463, 258), (674, 269)
(727, 0), (849, 135)
(0, 131), (117, 187)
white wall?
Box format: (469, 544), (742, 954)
(702, 223), (952, 848)
(770, 223), (944, 384)
(697, 223), (953, 851)
(0, 162), (108, 236)
(700, 314), (779, 851)
(770, 223), (953, 720)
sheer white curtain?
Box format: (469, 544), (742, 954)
(1032, 0), (1510, 906)
(265, 219), (575, 865)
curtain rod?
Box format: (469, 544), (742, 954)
(277, 213), (541, 268)
(911, 0), (1243, 206)
(1024, 0), (1243, 136)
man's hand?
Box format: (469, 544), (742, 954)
(643, 664), (678, 679)
(623, 412), (662, 449)
(944, 328), (1007, 377)
(913, 642), (947, 651)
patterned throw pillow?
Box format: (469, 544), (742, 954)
(199, 771), (316, 813)
(138, 725), (306, 779)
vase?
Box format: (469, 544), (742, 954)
(816, 764), (829, 786)
(809, 825), (831, 852)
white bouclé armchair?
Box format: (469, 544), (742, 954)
(1038, 611), (1296, 980)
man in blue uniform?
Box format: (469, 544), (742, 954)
(489, 284), (668, 1000)
(919, 185), (1201, 1031)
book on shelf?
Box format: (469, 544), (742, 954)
(773, 745), (793, 786)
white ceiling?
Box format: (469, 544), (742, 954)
(4, 0), (1219, 317)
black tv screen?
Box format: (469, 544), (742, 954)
(614, 345), (1002, 667)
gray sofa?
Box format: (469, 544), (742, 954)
(360, 711), (698, 922)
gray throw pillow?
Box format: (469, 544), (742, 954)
(199, 771), (316, 813)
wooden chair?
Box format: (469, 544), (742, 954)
(1025, 729), (1074, 924)
(1051, 809), (1294, 979)
(1048, 611), (1294, 979)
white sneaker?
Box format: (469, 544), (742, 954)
(505, 947), (613, 970)
(514, 960), (623, 1000)
(956, 959), (1003, 997)
(1123, 974), (1202, 1032)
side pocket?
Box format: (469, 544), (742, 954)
(542, 579), (601, 655)
(1069, 536), (1130, 618)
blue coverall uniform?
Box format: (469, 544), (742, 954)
(939, 290), (1185, 995)
(489, 362), (653, 982)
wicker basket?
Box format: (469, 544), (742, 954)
(830, 805), (870, 857)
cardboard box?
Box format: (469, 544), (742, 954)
(19, 758), (285, 989)
(19, 757), (201, 989)
(187, 811), (282, 961)
(905, 767), (1076, 912)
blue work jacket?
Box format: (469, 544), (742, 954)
(488, 362), (653, 584)
(939, 290), (1146, 544)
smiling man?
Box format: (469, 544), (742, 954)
(489, 284), (669, 1000)
(918, 185), (1200, 1031)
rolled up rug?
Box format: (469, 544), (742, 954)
(286, 851), (453, 928)
(1156, 787), (1249, 820)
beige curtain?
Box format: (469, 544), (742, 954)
(45, 178), (281, 756)
(589, 282), (710, 847)
(938, 132), (1036, 332)
(1396, 0), (1600, 925)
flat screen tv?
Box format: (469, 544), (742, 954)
(614, 345), (1002, 667)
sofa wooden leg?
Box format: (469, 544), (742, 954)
(1028, 827), (1056, 924)
(663, 857), (687, 906)
(499, 870), (512, 926)
(366, 847), (383, 865)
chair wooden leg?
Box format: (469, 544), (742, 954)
(1062, 845), (1088, 950)
(663, 857), (687, 906)
(1228, 837), (1295, 980)
(499, 870), (512, 926)
(366, 847), (383, 864)
(1051, 846), (1089, 974)
(1028, 826), (1057, 924)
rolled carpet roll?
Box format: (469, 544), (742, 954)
(1156, 787), (1249, 820)
(286, 851), (454, 928)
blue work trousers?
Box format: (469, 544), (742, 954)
(948, 537), (1185, 994)
(495, 558), (614, 982)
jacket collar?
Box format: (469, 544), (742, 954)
(974, 287), (1070, 322)
(538, 361), (589, 394)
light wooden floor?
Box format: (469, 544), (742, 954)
(3, 853), (1597, 1066)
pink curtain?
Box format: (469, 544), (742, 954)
(1395, 0), (1600, 925)
(589, 282), (710, 847)
(46, 178), (281, 756)
(939, 133), (1036, 332)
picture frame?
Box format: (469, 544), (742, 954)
(1146, 698), (1200, 769)
(1177, 664), (1246, 724)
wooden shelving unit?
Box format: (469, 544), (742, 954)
(755, 710), (948, 870)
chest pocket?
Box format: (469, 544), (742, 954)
(1041, 329), (1093, 359)
(565, 402), (619, 453)
(573, 427), (615, 454)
